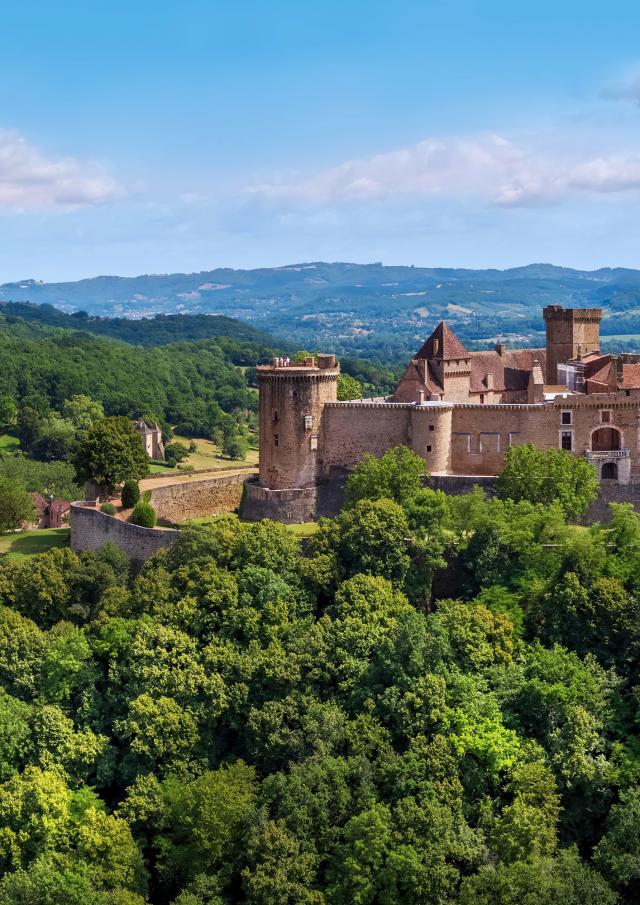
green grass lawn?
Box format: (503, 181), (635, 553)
(149, 462), (177, 474)
(0, 528), (70, 559)
(0, 434), (19, 453)
(287, 522), (320, 537)
(172, 435), (259, 470)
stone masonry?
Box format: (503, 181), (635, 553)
(243, 308), (640, 523)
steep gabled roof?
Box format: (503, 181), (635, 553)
(415, 321), (469, 361)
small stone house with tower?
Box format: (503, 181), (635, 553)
(133, 420), (164, 461)
(243, 306), (640, 522)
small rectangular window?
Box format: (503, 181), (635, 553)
(601, 410), (611, 423)
(561, 411), (572, 425)
(426, 445), (432, 452)
(561, 431), (572, 451)
(429, 424), (434, 432)
(273, 411), (279, 423)
(304, 415), (313, 430)
(274, 434), (279, 447)
(480, 394), (485, 404)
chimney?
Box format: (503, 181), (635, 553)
(417, 390), (425, 405)
(495, 343), (505, 356)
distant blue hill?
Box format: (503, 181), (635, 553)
(3, 261), (640, 360)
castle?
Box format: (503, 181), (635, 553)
(242, 307), (640, 523)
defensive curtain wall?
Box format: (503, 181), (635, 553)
(71, 469), (254, 560)
(70, 503), (179, 560)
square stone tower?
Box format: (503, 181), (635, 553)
(543, 305), (603, 384)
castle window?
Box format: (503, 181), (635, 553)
(429, 424), (434, 432)
(601, 410), (611, 423)
(273, 411), (279, 423)
(480, 394), (485, 404)
(560, 431), (573, 451)
(304, 415), (313, 430)
(426, 445), (432, 452)
(561, 411), (572, 425)
(310, 436), (318, 450)
(274, 434), (279, 447)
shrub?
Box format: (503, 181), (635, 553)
(100, 502), (117, 516)
(164, 441), (190, 464)
(131, 501), (156, 528)
(121, 479), (140, 509)
(0, 479), (35, 532)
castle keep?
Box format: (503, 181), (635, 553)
(243, 307), (640, 522)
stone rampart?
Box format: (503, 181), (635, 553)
(70, 503), (178, 560)
(580, 481), (640, 524)
(242, 480), (317, 523)
(147, 472), (249, 522)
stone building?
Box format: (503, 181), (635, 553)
(243, 306), (640, 522)
(133, 420), (164, 461)
(32, 493), (70, 529)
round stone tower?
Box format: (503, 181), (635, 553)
(257, 354), (339, 490)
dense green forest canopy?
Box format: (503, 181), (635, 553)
(0, 317), (265, 438)
(0, 312), (397, 428)
(0, 448), (638, 902)
(0, 303), (285, 349)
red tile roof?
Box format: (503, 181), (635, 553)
(468, 348), (547, 393)
(415, 322), (469, 361)
(621, 363), (640, 388)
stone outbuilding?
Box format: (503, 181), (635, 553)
(133, 420), (164, 460)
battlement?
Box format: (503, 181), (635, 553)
(257, 353), (340, 377)
(543, 305), (603, 323)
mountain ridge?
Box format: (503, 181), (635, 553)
(5, 261), (640, 360)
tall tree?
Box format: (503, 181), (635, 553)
(75, 417), (149, 494)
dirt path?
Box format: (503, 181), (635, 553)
(140, 467), (257, 492)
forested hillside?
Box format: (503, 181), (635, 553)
(6, 262), (640, 360)
(0, 450), (638, 902)
(0, 303), (284, 348)
(0, 317), (276, 438)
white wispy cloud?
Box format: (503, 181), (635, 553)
(248, 133), (640, 207)
(0, 130), (119, 209)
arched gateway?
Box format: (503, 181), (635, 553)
(591, 426), (621, 451)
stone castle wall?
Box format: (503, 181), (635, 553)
(319, 403), (411, 475)
(313, 394), (640, 482)
(72, 472), (253, 560)
(242, 481), (317, 523)
(70, 503), (178, 560)
(147, 472), (249, 522)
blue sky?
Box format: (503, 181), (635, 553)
(3, 0), (640, 279)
